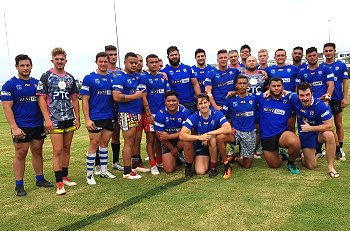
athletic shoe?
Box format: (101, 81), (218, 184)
(86, 174), (96, 185)
(62, 177), (77, 186)
(185, 168), (194, 178)
(56, 182), (66, 195)
(340, 148), (346, 157)
(36, 178), (54, 187)
(223, 166), (232, 180)
(178, 151), (185, 163)
(287, 163), (300, 175)
(279, 149), (289, 161)
(100, 170), (116, 179)
(15, 186), (27, 196)
(255, 143), (263, 155)
(94, 165), (101, 175)
(208, 168), (218, 178)
(112, 162), (124, 171)
(151, 166), (160, 175)
(144, 156), (150, 161)
(228, 144), (235, 156)
(133, 166), (150, 173)
(156, 163), (164, 168)
(337, 148), (346, 161)
(253, 153), (262, 159)
(315, 149), (325, 158)
(123, 171), (142, 179)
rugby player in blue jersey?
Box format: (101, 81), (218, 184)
(138, 54), (171, 175)
(290, 83), (339, 177)
(240, 44), (251, 68)
(2, 54), (53, 196)
(321, 43), (348, 160)
(113, 52), (146, 179)
(228, 50), (242, 69)
(191, 48), (216, 93)
(205, 49), (240, 110)
(37, 48), (80, 195)
(81, 52), (117, 185)
(258, 49), (269, 71)
(292, 46), (307, 72)
(154, 91), (192, 175)
(162, 46), (201, 114)
(220, 75), (257, 169)
(258, 77), (301, 174)
(181, 93), (232, 179)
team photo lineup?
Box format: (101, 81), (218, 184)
(1, 43), (349, 197)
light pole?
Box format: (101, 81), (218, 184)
(113, 0), (121, 68)
(328, 19), (331, 42)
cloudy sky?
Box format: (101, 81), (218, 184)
(1, 0), (349, 82)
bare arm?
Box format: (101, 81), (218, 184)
(191, 78), (201, 95)
(300, 118), (334, 133)
(38, 95), (54, 130)
(113, 90), (145, 102)
(71, 94), (80, 129)
(179, 126), (211, 142)
(142, 93), (154, 124)
(342, 79), (348, 108)
(207, 121), (231, 136)
(82, 95), (95, 130)
(2, 101), (25, 137)
(205, 85), (221, 110)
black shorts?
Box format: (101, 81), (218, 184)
(261, 132), (284, 151)
(88, 119), (116, 133)
(330, 100), (342, 115)
(194, 142), (210, 157)
(50, 119), (77, 134)
(161, 139), (179, 155)
(12, 126), (46, 143)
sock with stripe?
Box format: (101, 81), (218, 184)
(99, 146), (109, 173)
(86, 152), (96, 176)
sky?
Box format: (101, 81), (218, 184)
(1, 0), (349, 82)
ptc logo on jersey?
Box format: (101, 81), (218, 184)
(95, 79), (100, 84)
(16, 85), (22, 90)
(335, 66), (339, 71)
(287, 68), (291, 73)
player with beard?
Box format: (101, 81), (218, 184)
(240, 44), (251, 68)
(191, 48), (216, 93)
(320, 43), (348, 160)
(2, 54), (53, 196)
(292, 46), (307, 72)
(228, 50), (245, 70)
(181, 93), (232, 179)
(257, 49), (269, 71)
(37, 47), (80, 195)
(162, 46), (201, 114)
(257, 78), (301, 174)
(205, 49), (241, 110)
(289, 82), (339, 177)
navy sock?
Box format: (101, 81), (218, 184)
(36, 175), (44, 182)
(16, 180), (24, 187)
(339, 142), (343, 148)
(95, 148), (101, 165)
(185, 162), (193, 169)
(124, 166), (132, 175)
(62, 167), (68, 177)
(55, 171), (63, 183)
(111, 142), (120, 163)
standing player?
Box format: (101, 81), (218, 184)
(257, 78), (301, 174)
(154, 91), (192, 175)
(320, 43), (348, 159)
(37, 47), (80, 195)
(2, 54), (53, 196)
(162, 46), (201, 114)
(220, 75), (257, 169)
(113, 52), (146, 179)
(180, 93), (232, 178)
(292, 46), (307, 72)
(257, 49), (269, 71)
(228, 50), (244, 70)
(139, 54), (171, 175)
(290, 83), (339, 177)
(191, 48), (216, 93)
(81, 52), (116, 185)
(205, 49), (240, 110)
(240, 44), (251, 67)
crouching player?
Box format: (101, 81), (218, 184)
(154, 91), (192, 174)
(180, 93), (232, 179)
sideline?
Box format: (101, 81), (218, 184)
(57, 177), (187, 231)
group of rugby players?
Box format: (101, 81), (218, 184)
(1, 42), (348, 196)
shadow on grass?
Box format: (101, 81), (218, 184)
(57, 177), (187, 231)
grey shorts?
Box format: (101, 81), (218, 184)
(235, 130), (256, 158)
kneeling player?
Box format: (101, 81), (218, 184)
(154, 91), (193, 174)
(180, 93), (232, 179)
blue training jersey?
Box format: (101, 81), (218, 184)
(256, 93), (293, 139)
(142, 71), (171, 114)
(222, 94), (257, 132)
(183, 109), (228, 135)
(154, 105), (190, 134)
(266, 65), (298, 91)
(289, 93), (332, 138)
(112, 71), (147, 114)
(1, 76), (43, 127)
(162, 63), (196, 104)
(320, 61), (348, 100)
(191, 64), (216, 93)
(80, 72), (114, 120)
(296, 65), (334, 99)
(205, 68), (241, 106)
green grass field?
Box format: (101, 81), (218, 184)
(0, 104), (349, 231)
